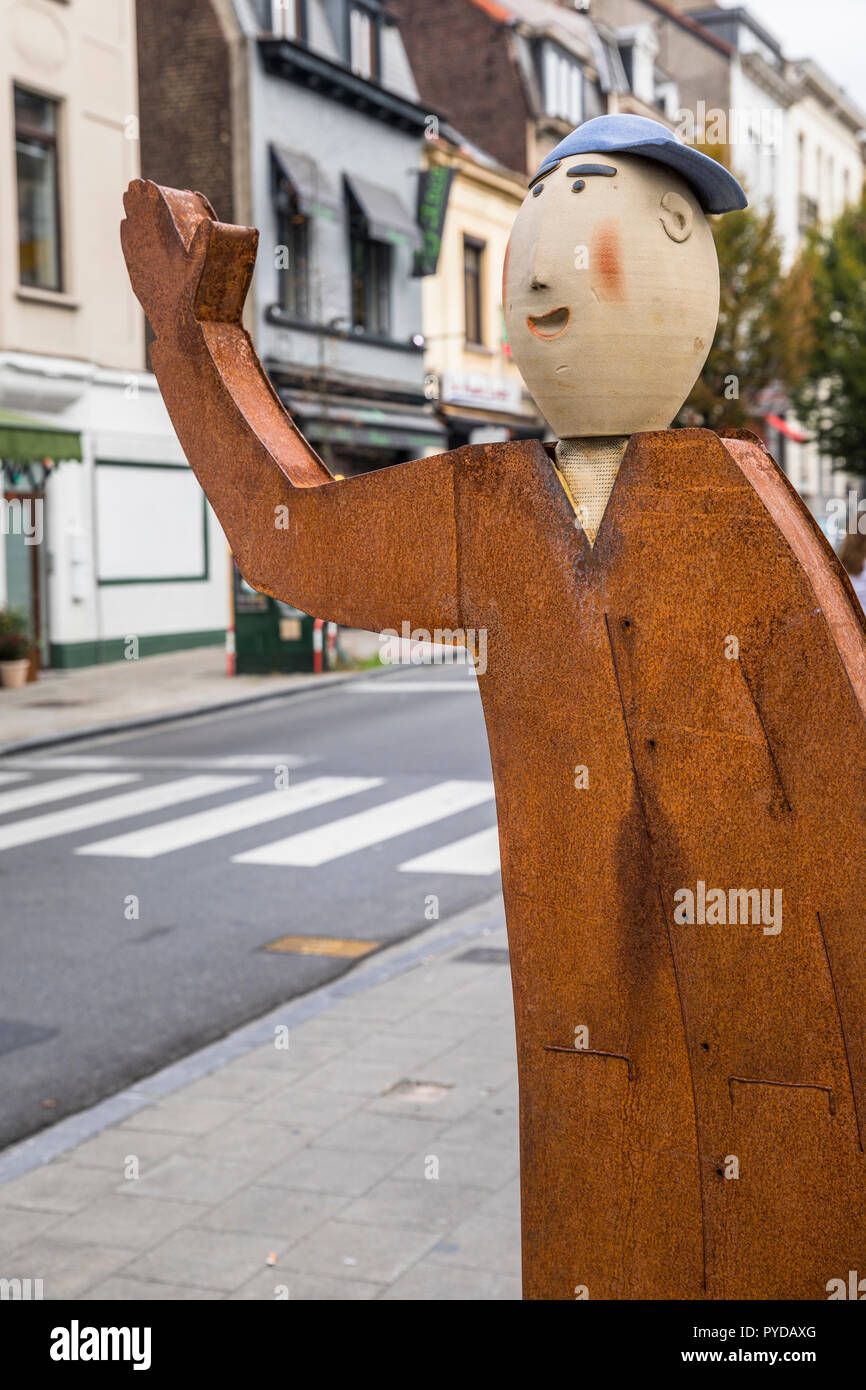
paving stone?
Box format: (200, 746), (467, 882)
(257, 1145), (400, 1197)
(228, 1266), (382, 1300)
(120, 1096), (245, 1136)
(225, 1040), (344, 1073)
(175, 1068), (291, 1105)
(339, 1176), (483, 1233)
(476, 1177), (521, 1222)
(80, 1275), (224, 1300)
(199, 1186), (347, 1240)
(181, 1118), (316, 1166)
(0, 1162), (115, 1214)
(61, 1128), (182, 1175)
(116, 1154), (251, 1205)
(428, 1213), (521, 1272)
(308, 1110), (447, 1156)
(369, 1080), (500, 1124)
(0, 1205), (60, 1256)
(49, 1194), (206, 1249)
(131, 1227), (276, 1292)
(0, 1235), (137, 1299)
(282, 1218), (440, 1285)
(381, 1262), (521, 1300)
(295, 1058), (407, 1096)
(246, 1086), (362, 1130)
(392, 1141), (517, 1191)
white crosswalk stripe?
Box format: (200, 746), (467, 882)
(0, 774), (255, 853)
(233, 779), (495, 868)
(0, 772), (137, 818)
(4, 754), (311, 772)
(76, 776), (382, 859)
(398, 824), (501, 876)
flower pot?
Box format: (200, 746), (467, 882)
(0, 659), (31, 689)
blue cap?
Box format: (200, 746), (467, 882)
(532, 114), (747, 214)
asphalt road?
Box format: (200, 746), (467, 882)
(0, 662), (499, 1150)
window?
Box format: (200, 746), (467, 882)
(349, 194), (390, 335)
(464, 238), (484, 346)
(270, 0), (304, 39)
(14, 87), (62, 291)
(543, 46), (582, 125)
(274, 168), (310, 320)
(350, 5), (379, 80)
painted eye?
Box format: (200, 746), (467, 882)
(571, 179), (586, 193)
(532, 183), (544, 197)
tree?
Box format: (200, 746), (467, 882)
(793, 192), (866, 477)
(679, 202), (797, 430)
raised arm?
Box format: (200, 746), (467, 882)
(120, 180), (458, 634)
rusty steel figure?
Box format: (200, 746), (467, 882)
(121, 116), (866, 1300)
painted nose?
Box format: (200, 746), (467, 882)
(530, 212), (559, 293)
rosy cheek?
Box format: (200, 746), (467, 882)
(592, 220), (625, 301)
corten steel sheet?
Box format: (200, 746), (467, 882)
(122, 181), (866, 1300)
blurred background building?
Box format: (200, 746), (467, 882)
(0, 0), (229, 673)
(2, 0), (864, 677)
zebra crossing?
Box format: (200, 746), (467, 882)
(0, 759), (501, 877)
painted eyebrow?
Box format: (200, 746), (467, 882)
(565, 163), (617, 177)
(528, 160), (561, 191)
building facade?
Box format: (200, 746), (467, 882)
(0, 0), (228, 671)
(138, 0), (449, 481)
(420, 131), (543, 450)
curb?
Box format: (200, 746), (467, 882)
(0, 893), (506, 1187)
(0, 662), (395, 759)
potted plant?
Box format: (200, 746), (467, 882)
(0, 608), (32, 688)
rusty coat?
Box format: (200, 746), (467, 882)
(123, 182), (866, 1300)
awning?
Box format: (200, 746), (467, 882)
(0, 407), (82, 464)
(272, 145), (340, 219)
(283, 390), (446, 454)
(766, 413), (809, 443)
(344, 173), (422, 250)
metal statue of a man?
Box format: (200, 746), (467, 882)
(122, 115), (866, 1301)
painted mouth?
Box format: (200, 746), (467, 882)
(527, 306), (570, 339)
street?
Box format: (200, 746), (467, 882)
(0, 662), (498, 1152)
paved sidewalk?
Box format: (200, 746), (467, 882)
(0, 899), (521, 1300)
(0, 646), (379, 753)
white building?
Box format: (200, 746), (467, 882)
(0, 0), (228, 672)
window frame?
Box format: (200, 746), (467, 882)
(13, 84), (64, 294)
(270, 0), (306, 41)
(348, 191), (391, 337)
(273, 160), (311, 322)
(463, 235), (485, 348)
(348, 2), (381, 82)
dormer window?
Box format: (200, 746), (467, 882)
(350, 4), (380, 81)
(270, 0), (305, 42)
(543, 44), (583, 125)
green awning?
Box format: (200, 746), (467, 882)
(0, 408), (82, 464)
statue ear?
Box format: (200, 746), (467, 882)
(659, 191), (694, 243)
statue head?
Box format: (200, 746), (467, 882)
(503, 115), (747, 439)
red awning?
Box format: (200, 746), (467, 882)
(766, 413), (809, 443)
